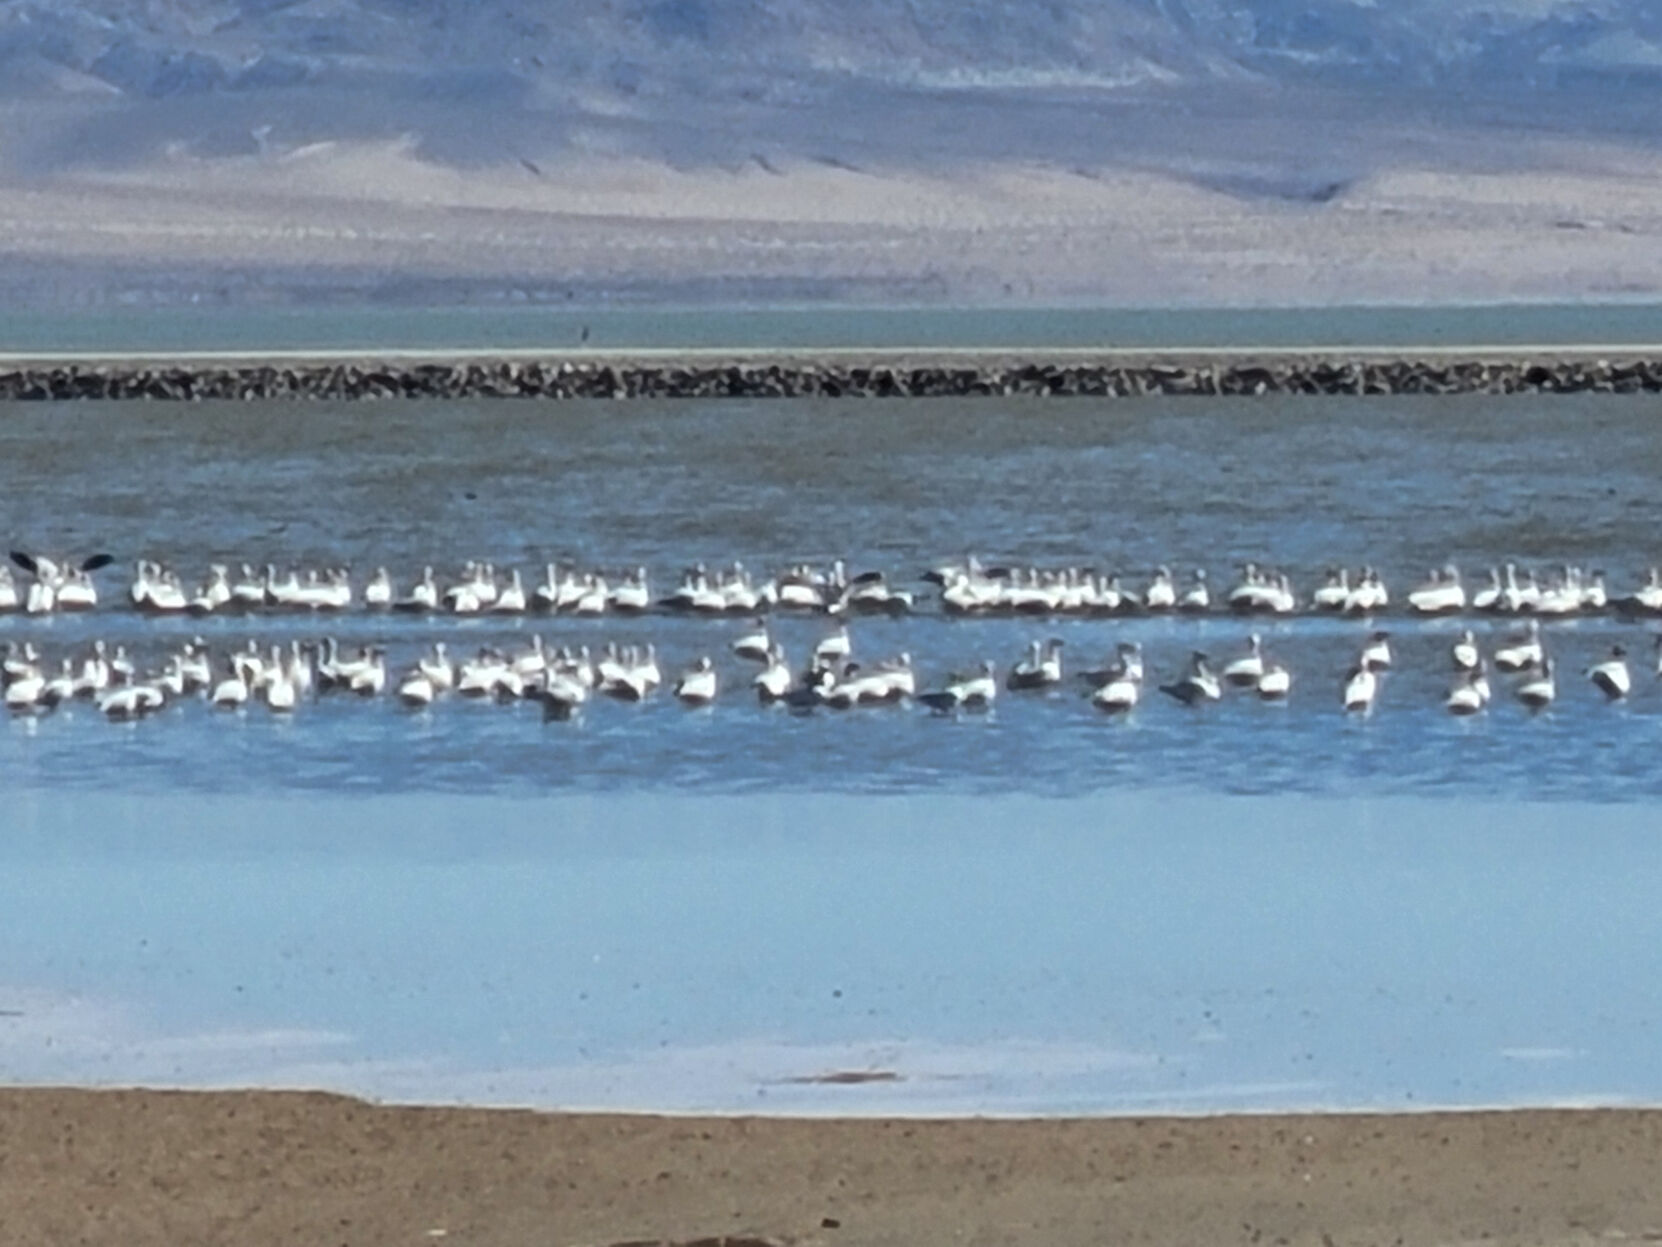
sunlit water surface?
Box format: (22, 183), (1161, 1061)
(2, 390), (1660, 1112)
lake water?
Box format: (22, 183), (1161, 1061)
(3, 384), (1662, 1112)
(3, 301), (1662, 355)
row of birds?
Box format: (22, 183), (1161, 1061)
(0, 617), (1643, 721)
(1, 553), (1660, 621)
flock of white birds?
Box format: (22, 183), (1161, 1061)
(1, 553), (1658, 620)
(0, 549), (1653, 723)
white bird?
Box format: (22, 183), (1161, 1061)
(5, 664), (44, 710)
(395, 567), (440, 612)
(491, 569), (528, 614)
(1445, 668), (1489, 715)
(1517, 658), (1557, 711)
(674, 656), (719, 705)
(1342, 665), (1377, 713)
(1177, 568), (1210, 612)
(211, 662), (249, 709)
(918, 660), (997, 713)
(1221, 634), (1266, 687)
(610, 567), (652, 613)
(1494, 620), (1543, 673)
(1359, 630), (1392, 672)
(1143, 567), (1176, 611)
(98, 677), (166, 720)
(732, 619), (773, 662)
(1311, 568), (1350, 612)
(1159, 652), (1222, 705)
(754, 644), (794, 701)
(1587, 645), (1631, 700)
(1006, 638), (1064, 690)
(1091, 660), (1141, 712)
(364, 568), (393, 608)
(263, 664), (297, 712)
(534, 670), (589, 721)
(1256, 662), (1292, 700)
(1407, 565), (1465, 615)
(396, 668), (437, 708)
(411, 642), (452, 693)
(347, 648), (387, 697)
(813, 625), (852, 667)
(1451, 629), (1481, 672)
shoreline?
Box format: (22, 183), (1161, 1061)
(5, 1087), (1660, 1246)
(6, 346), (1662, 400)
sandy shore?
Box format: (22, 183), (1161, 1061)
(4, 1090), (1660, 1246)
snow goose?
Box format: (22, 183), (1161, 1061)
(1227, 564), (1281, 614)
(1342, 664), (1377, 713)
(395, 567), (439, 613)
(187, 566), (228, 615)
(1493, 620), (1543, 673)
(0, 642), (36, 685)
(211, 661), (249, 709)
(754, 644), (793, 701)
(1159, 651), (1222, 705)
(41, 658), (78, 708)
(1516, 657), (1556, 711)
(573, 574), (609, 616)
(1006, 638), (1063, 691)
(1587, 645), (1631, 700)
(610, 567), (652, 613)
(457, 648), (512, 698)
(1445, 668), (1489, 715)
(1451, 629), (1481, 672)
(674, 656), (719, 705)
(1344, 567), (1388, 614)
(1221, 634), (1266, 687)
(732, 619), (772, 662)
(1359, 630), (1392, 672)
(4, 662), (43, 711)
(918, 661), (997, 713)
(1143, 567), (1176, 612)
(1177, 568), (1210, 613)
(231, 565), (267, 608)
(364, 568), (393, 609)
(1311, 568), (1350, 612)
(263, 662), (298, 712)
(813, 625), (852, 668)
(397, 667), (436, 708)
(491, 569), (528, 614)
(1256, 661), (1292, 700)
(1471, 568), (1503, 613)
(418, 642), (455, 692)
(1407, 566), (1465, 615)
(534, 670), (589, 721)
(99, 675), (166, 721)
(347, 647), (387, 697)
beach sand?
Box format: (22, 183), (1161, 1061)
(4, 1089), (1660, 1246)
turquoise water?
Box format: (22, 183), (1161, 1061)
(2, 302), (1662, 354)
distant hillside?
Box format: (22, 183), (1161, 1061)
(2, 0), (1660, 106)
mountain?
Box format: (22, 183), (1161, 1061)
(4, 2), (1662, 310)
(1, 1), (1660, 108)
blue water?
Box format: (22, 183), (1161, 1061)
(2, 301), (1662, 354)
(3, 387), (1661, 1113)
(2, 791), (1657, 1114)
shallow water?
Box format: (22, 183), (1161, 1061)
(4, 390), (1662, 1112)
(1, 393), (1660, 801)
